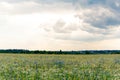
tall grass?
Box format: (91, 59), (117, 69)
(0, 54), (119, 80)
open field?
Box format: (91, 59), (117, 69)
(0, 54), (119, 80)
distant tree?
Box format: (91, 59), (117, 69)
(33, 50), (40, 54)
(85, 51), (91, 54)
(60, 50), (62, 54)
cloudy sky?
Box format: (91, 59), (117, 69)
(0, 0), (120, 50)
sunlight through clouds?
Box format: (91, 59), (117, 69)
(0, 0), (120, 50)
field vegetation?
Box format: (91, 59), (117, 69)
(0, 54), (119, 80)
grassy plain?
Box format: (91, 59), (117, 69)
(0, 54), (119, 80)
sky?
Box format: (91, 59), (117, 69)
(0, 0), (120, 50)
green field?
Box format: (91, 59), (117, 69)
(0, 54), (119, 80)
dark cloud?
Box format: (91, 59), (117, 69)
(74, 0), (120, 29)
(75, 0), (120, 15)
(84, 12), (120, 29)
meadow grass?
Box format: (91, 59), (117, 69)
(0, 54), (119, 80)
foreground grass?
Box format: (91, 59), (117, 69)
(0, 54), (119, 80)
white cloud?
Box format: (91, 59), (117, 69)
(39, 6), (120, 42)
(0, 1), (74, 15)
(0, 0), (120, 50)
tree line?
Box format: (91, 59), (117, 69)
(0, 49), (119, 54)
